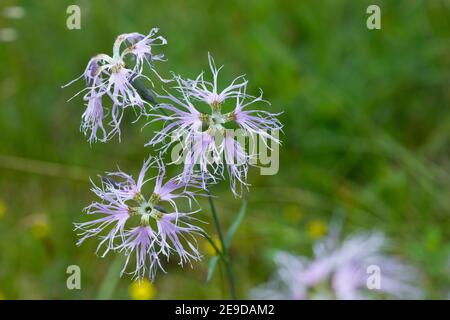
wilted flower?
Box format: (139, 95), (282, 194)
(146, 54), (282, 196)
(75, 157), (206, 280)
(63, 29), (167, 142)
(251, 228), (422, 300)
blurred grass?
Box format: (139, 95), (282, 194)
(0, 0), (449, 299)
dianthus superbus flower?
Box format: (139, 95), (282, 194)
(251, 228), (422, 300)
(64, 29), (167, 142)
(75, 157), (207, 280)
(147, 54), (282, 196)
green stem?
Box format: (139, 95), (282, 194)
(207, 189), (237, 300)
(207, 192), (226, 253)
(96, 254), (125, 299)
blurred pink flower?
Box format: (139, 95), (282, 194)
(251, 229), (422, 300)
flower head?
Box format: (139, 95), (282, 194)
(75, 156), (207, 281)
(64, 29), (167, 142)
(147, 54), (282, 196)
(251, 228), (422, 300)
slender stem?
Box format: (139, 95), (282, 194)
(218, 263), (226, 299)
(223, 257), (237, 300)
(96, 254), (125, 299)
(207, 192), (226, 253)
(207, 189), (237, 300)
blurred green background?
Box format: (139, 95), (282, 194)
(0, 0), (449, 299)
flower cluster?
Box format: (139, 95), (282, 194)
(67, 28), (282, 282)
(146, 53), (283, 196)
(75, 157), (205, 280)
(251, 228), (422, 300)
(64, 28), (167, 143)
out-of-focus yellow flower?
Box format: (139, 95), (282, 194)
(307, 220), (328, 239)
(29, 214), (50, 239)
(0, 199), (6, 218)
(129, 279), (156, 300)
(282, 204), (302, 224)
(203, 235), (222, 256)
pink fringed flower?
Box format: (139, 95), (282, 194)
(75, 157), (207, 280)
(251, 228), (422, 300)
(64, 29), (167, 142)
(147, 54), (282, 196)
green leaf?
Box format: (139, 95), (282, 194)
(224, 201), (247, 249)
(96, 254), (125, 300)
(206, 256), (220, 282)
